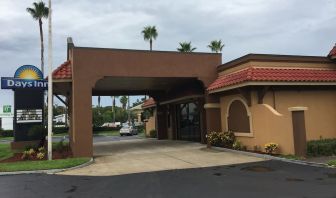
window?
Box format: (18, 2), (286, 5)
(227, 99), (250, 133)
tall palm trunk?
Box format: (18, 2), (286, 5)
(127, 95), (130, 124)
(112, 96), (115, 123)
(39, 19), (44, 75)
(150, 39), (152, 51)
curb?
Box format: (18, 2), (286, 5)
(210, 146), (333, 169)
(0, 158), (94, 176)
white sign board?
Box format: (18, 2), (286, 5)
(16, 109), (43, 123)
(0, 105), (14, 118)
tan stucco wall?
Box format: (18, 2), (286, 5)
(263, 90), (336, 140)
(69, 47), (221, 157)
(145, 109), (156, 137)
(220, 90), (336, 154)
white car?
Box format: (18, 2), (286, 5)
(119, 123), (137, 136)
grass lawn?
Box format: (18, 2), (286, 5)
(0, 158), (90, 172)
(327, 160), (336, 167)
(0, 144), (13, 161)
(94, 130), (119, 136)
(53, 133), (68, 137)
(0, 136), (13, 141)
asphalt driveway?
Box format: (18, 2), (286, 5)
(59, 139), (265, 176)
(1, 160), (336, 198)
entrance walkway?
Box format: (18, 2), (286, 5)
(59, 139), (265, 176)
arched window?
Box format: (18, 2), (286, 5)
(227, 99), (251, 133)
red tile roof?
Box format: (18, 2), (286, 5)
(328, 44), (336, 57)
(142, 98), (156, 109)
(53, 61), (72, 80)
(208, 67), (336, 91)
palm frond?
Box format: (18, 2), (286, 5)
(27, 1), (49, 20)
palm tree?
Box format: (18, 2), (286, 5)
(207, 40), (225, 53)
(111, 96), (119, 123)
(141, 26), (158, 51)
(177, 42), (196, 52)
(98, 96), (101, 107)
(120, 96), (128, 110)
(27, 1), (49, 75)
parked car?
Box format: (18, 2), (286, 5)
(119, 123), (138, 136)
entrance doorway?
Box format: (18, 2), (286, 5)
(177, 101), (201, 142)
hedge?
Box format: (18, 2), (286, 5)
(0, 130), (13, 137)
(307, 139), (336, 157)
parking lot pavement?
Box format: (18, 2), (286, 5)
(1, 160), (336, 198)
(59, 139), (265, 176)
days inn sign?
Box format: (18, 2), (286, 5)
(1, 65), (47, 89)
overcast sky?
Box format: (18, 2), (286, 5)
(0, 0), (335, 108)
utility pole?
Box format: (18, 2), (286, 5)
(47, 0), (53, 160)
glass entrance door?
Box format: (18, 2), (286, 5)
(177, 101), (201, 142)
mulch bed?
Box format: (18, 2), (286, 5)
(0, 150), (72, 163)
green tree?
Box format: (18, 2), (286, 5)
(26, 1), (49, 75)
(120, 96), (128, 110)
(207, 40), (225, 53)
(111, 96), (119, 123)
(177, 42), (196, 52)
(92, 107), (104, 127)
(141, 26), (158, 51)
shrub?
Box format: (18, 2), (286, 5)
(36, 152), (45, 160)
(327, 160), (336, 167)
(0, 130), (13, 137)
(38, 147), (45, 153)
(307, 139), (336, 157)
(54, 140), (69, 153)
(233, 140), (246, 150)
(149, 129), (157, 138)
(53, 127), (69, 134)
(136, 125), (145, 134)
(21, 148), (35, 160)
(206, 131), (236, 148)
(27, 125), (47, 140)
(264, 143), (278, 154)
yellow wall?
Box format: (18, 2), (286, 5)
(220, 90), (336, 154)
(263, 90), (336, 140)
(145, 109), (156, 136)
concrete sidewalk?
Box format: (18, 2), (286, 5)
(59, 139), (265, 176)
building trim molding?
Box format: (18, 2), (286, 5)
(225, 96), (254, 137)
(288, 106), (308, 112)
(209, 82), (336, 94)
(204, 103), (220, 109)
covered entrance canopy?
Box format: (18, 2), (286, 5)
(53, 38), (222, 157)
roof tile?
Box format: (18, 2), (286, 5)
(142, 98), (156, 108)
(52, 61), (72, 80)
(208, 67), (336, 91)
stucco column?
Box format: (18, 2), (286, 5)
(71, 83), (93, 157)
(137, 113), (141, 123)
(204, 95), (222, 141)
(66, 94), (73, 149)
(156, 104), (168, 139)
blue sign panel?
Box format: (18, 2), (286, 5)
(1, 77), (47, 89)
(1, 65), (47, 90)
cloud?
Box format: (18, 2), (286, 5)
(0, 0), (335, 106)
